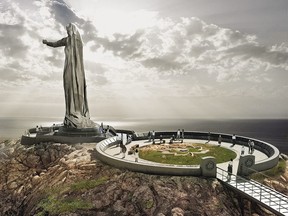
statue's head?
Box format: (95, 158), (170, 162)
(66, 23), (77, 36)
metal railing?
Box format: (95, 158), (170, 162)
(217, 166), (288, 215)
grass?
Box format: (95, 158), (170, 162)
(37, 177), (108, 215)
(38, 196), (93, 215)
(143, 199), (154, 209)
(139, 143), (237, 165)
(251, 159), (286, 183)
(70, 176), (108, 192)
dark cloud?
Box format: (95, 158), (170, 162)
(50, 0), (85, 27)
(50, 1), (100, 46)
(142, 56), (184, 71)
(96, 31), (144, 59)
(224, 44), (288, 66)
(80, 21), (99, 43)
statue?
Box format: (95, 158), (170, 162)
(43, 23), (95, 128)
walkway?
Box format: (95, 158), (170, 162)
(217, 167), (288, 216)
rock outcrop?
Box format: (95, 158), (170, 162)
(0, 139), (286, 216)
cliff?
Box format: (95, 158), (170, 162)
(0, 139), (286, 216)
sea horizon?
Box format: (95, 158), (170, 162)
(0, 116), (287, 154)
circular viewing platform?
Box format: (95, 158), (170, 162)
(95, 131), (280, 177)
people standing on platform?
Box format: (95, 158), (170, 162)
(218, 134), (222, 146)
(248, 139), (252, 154)
(134, 148), (139, 162)
(120, 141), (127, 158)
(251, 140), (255, 154)
(206, 132), (211, 144)
(232, 134), (236, 147)
(152, 130), (155, 143)
(52, 124), (56, 132)
(106, 125), (110, 137)
(99, 123), (104, 135)
(181, 129), (185, 140)
(148, 131), (151, 142)
(159, 135), (163, 144)
(241, 145), (245, 155)
(227, 159), (233, 181)
(36, 125), (39, 133)
(176, 129), (181, 140)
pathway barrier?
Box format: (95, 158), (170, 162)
(217, 167), (288, 216)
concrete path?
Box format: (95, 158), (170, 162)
(105, 138), (268, 175)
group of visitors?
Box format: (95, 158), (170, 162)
(35, 125), (43, 132)
(99, 123), (110, 137)
(148, 130), (156, 143)
(148, 129), (185, 144)
(206, 133), (223, 146)
(176, 129), (185, 140)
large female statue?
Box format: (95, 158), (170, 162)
(43, 23), (95, 128)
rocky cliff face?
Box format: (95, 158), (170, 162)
(0, 139), (285, 216)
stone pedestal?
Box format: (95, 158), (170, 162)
(237, 155), (255, 176)
(57, 126), (100, 137)
(201, 156), (216, 177)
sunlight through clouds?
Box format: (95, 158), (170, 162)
(0, 0), (288, 119)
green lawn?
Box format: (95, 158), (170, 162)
(139, 143), (236, 165)
(251, 159), (286, 183)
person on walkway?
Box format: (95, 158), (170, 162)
(232, 134), (236, 147)
(241, 145), (245, 155)
(181, 129), (185, 140)
(218, 134), (222, 146)
(148, 131), (151, 142)
(99, 123), (104, 135)
(248, 139), (252, 154)
(227, 159), (233, 181)
(106, 125), (110, 137)
(251, 140), (255, 154)
(152, 130), (155, 143)
(176, 129), (181, 140)
(120, 141), (127, 159)
(206, 132), (211, 144)
(159, 135), (163, 144)
(134, 148), (139, 162)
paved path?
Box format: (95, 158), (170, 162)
(105, 138), (268, 175)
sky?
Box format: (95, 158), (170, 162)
(0, 0), (288, 121)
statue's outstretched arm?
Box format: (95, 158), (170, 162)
(42, 37), (67, 47)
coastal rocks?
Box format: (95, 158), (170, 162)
(280, 153), (288, 160)
(261, 159), (288, 196)
(172, 207), (184, 216)
(1, 139), (286, 216)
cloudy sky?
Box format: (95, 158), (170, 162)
(1, 0), (288, 121)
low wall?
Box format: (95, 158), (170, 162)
(96, 131), (280, 176)
(95, 136), (202, 176)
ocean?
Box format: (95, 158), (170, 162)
(0, 117), (287, 154)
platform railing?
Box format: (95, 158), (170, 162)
(217, 167), (288, 215)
